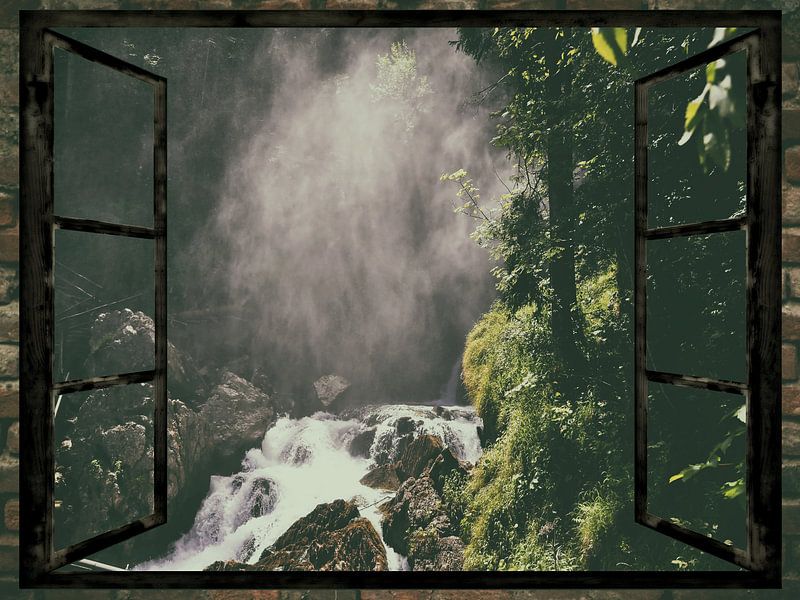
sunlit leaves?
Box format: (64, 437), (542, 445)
(590, 27), (640, 67)
(370, 41), (433, 133)
(591, 28), (627, 66)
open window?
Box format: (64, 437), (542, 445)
(634, 29), (780, 582)
(20, 27), (167, 583)
(19, 9), (781, 589)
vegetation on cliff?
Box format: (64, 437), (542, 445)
(447, 26), (749, 571)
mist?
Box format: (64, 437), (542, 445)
(195, 28), (506, 401)
(55, 26), (507, 402)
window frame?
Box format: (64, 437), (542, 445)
(19, 8), (781, 590)
(20, 21), (168, 586)
(633, 28), (781, 581)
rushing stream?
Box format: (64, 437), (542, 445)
(137, 403), (483, 571)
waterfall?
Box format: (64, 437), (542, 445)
(434, 353), (463, 406)
(136, 404), (482, 571)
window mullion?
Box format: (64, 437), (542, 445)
(54, 216), (156, 239)
(645, 369), (747, 395)
(645, 216), (747, 241)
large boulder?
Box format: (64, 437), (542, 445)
(380, 475), (453, 557)
(360, 463), (401, 491)
(395, 434), (445, 480)
(380, 474), (467, 571)
(200, 371), (276, 460)
(208, 499), (388, 572)
(87, 309), (203, 403)
(54, 383), (209, 549)
(313, 374), (351, 408)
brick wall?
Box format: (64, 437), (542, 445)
(0, 1), (796, 599)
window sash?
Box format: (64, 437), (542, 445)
(634, 28), (781, 578)
(20, 27), (168, 581)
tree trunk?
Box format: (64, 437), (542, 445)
(544, 36), (582, 371)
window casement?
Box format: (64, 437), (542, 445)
(633, 28), (781, 581)
(20, 24), (168, 584)
(19, 8), (782, 590)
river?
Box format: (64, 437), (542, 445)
(135, 403), (483, 571)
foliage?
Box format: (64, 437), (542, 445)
(450, 25), (750, 571)
(371, 41), (433, 133)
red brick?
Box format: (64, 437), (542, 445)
(0, 345), (16, 378)
(0, 146), (16, 189)
(0, 454), (18, 493)
(788, 110), (800, 144)
(567, 0), (643, 8)
(0, 545), (16, 572)
(786, 385), (800, 416)
(3, 500), (17, 532)
(786, 344), (798, 381)
(210, 592), (282, 600)
(0, 192), (13, 229)
(482, 0), (563, 7)
(786, 63), (800, 100)
(786, 185), (800, 224)
(786, 459), (800, 497)
(0, 266), (17, 304)
(789, 147), (800, 184)
(5, 422), (17, 455)
(785, 303), (800, 340)
(0, 225), (17, 263)
(0, 383), (17, 419)
(788, 500), (800, 535)
(788, 9), (800, 60)
(789, 268), (800, 299)
(784, 229), (800, 264)
(0, 302), (17, 343)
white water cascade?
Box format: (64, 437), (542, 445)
(137, 403), (483, 571)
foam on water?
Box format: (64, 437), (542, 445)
(136, 404), (482, 571)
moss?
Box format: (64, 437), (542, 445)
(458, 268), (638, 572)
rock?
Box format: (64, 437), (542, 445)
(410, 535), (465, 571)
(395, 416), (416, 435)
(54, 383), (209, 549)
(309, 517), (387, 571)
(380, 475), (453, 556)
(313, 374), (351, 408)
(232, 477), (276, 530)
(360, 464), (401, 491)
(241, 499), (387, 571)
(348, 427), (376, 458)
(87, 309), (203, 403)
(269, 499), (360, 551)
(204, 560), (257, 571)
(427, 447), (469, 495)
(200, 371), (276, 460)
(396, 434), (445, 480)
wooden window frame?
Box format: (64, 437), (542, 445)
(634, 27), (781, 582)
(19, 8), (781, 590)
(20, 23), (168, 586)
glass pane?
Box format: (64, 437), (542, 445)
(647, 50), (747, 228)
(647, 382), (746, 551)
(54, 383), (155, 552)
(54, 229), (154, 383)
(54, 46), (154, 227)
(646, 230), (745, 382)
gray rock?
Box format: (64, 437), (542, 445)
(313, 374), (351, 408)
(200, 371), (276, 460)
(87, 309), (203, 403)
(380, 475), (453, 556)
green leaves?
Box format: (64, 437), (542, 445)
(591, 28), (628, 66)
(590, 27), (641, 67)
(677, 56), (741, 173)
